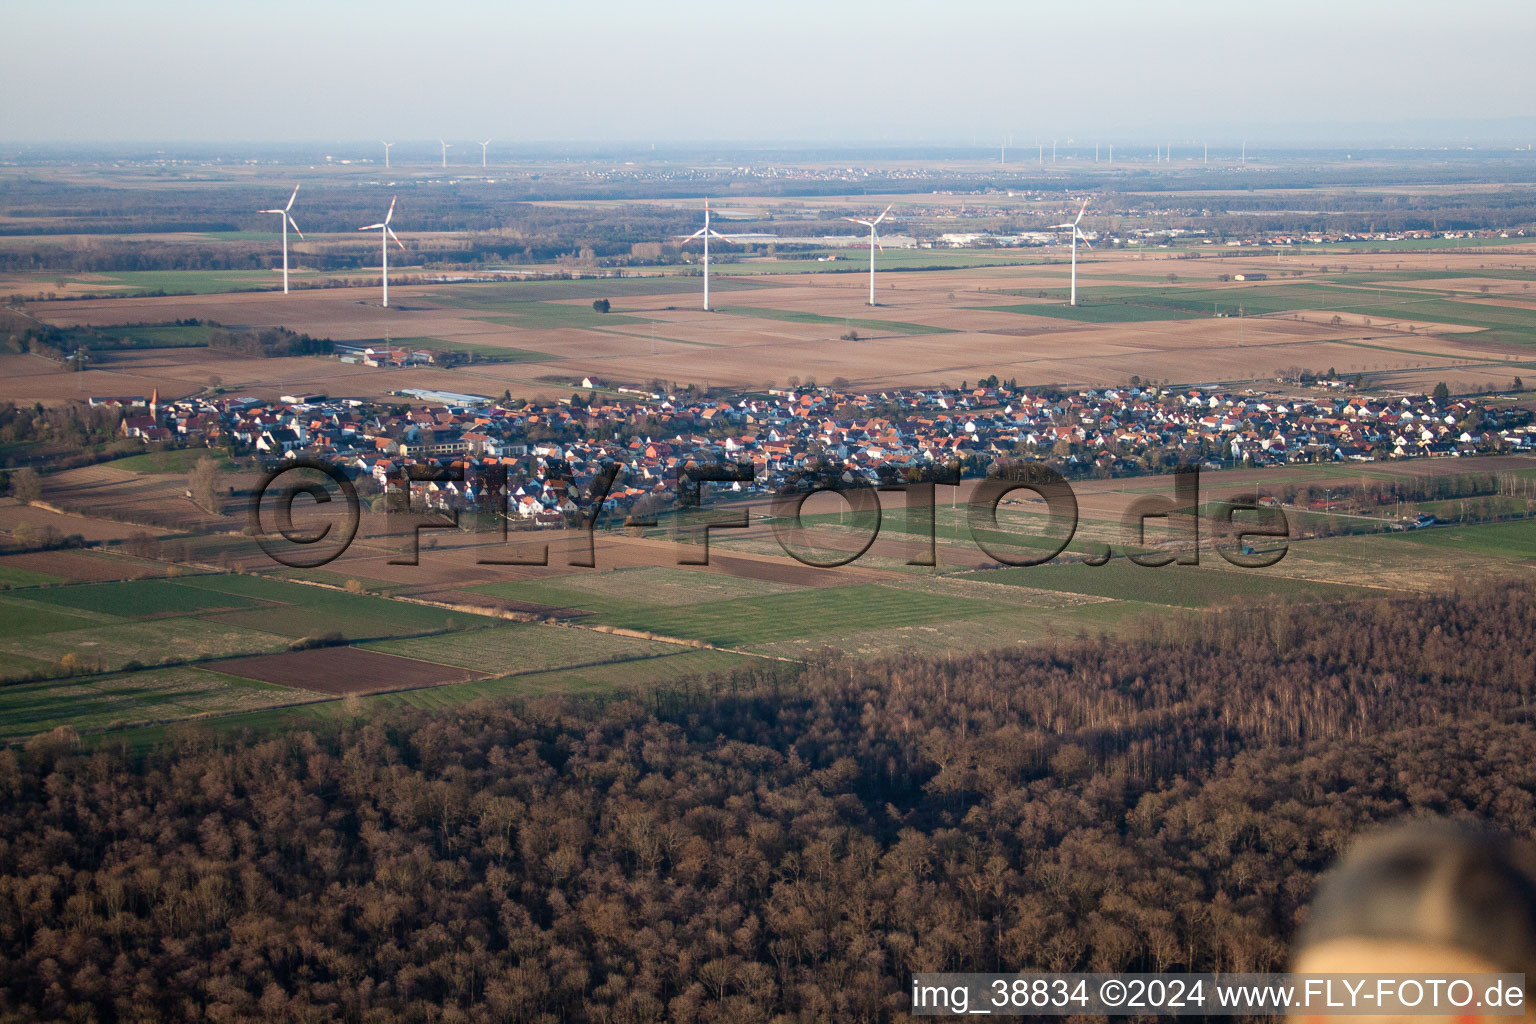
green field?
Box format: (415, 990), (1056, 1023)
(469, 576), (988, 646)
(469, 566), (803, 615)
(1, 617), (290, 674)
(13, 578), (258, 617)
(103, 323), (216, 347)
(87, 271), (311, 296)
(715, 305), (956, 335)
(0, 651), (51, 679)
(725, 249), (1046, 273)
(176, 573), (499, 639)
(430, 277), (761, 312)
(352, 335), (553, 362)
(0, 666), (306, 739)
(968, 559), (1381, 608)
(0, 595), (112, 639)
(613, 584), (990, 646)
(0, 563), (65, 588)
(1394, 517), (1536, 560)
(1061, 281), (1536, 344)
(371, 648), (753, 706)
(982, 301), (1208, 323)
(363, 621), (677, 674)
(112, 449), (233, 474)
(481, 303), (649, 329)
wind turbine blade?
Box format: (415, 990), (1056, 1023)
(259, 209), (283, 214)
(1078, 231), (1093, 250)
(385, 196), (397, 224)
(873, 204), (893, 225)
(846, 218), (874, 227)
(287, 216), (304, 240)
(875, 235), (884, 254)
(1048, 223), (1075, 229)
(359, 224), (385, 231)
(285, 184), (300, 211)
(388, 227), (405, 250)
(708, 230), (734, 244)
(1074, 198), (1089, 225)
(678, 228), (707, 243)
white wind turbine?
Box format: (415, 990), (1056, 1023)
(845, 204), (893, 306)
(358, 196), (405, 308)
(380, 140), (393, 169)
(258, 184), (304, 294)
(676, 198), (732, 311)
(477, 139), (491, 167)
(1050, 198), (1093, 306)
(439, 139), (452, 168)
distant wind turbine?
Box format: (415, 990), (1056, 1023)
(676, 198), (733, 311)
(381, 140), (393, 169)
(1050, 198), (1093, 306)
(258, 184), (303, 295)
(358, 196), (405, 308)
(478, 139), (491, 167)
(845, 204), (893, 306)
(439, 140), (452, 168)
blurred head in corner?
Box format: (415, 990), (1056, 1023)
(1292, 818), (1536, 1022)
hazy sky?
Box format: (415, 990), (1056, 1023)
(3, 0), (1533, 144)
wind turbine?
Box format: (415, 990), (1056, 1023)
(258, 184), (303, 295)
(1050, 198), (1092, 306)
(358, 196), (404, 308)
(439, 139), (452, 168)
(845, 204), (893, 306)
(477, 139), (491, 167)
(380, 140), (393, 169)
(676, 198), (732, 311)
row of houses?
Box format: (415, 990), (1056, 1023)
(98, 380), (1534, 523)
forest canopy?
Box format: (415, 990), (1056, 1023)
(0, 584), (1533, 1022)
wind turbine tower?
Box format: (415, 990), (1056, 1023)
(1051, 199), (1093, 307)
(380, 141), (393, 169)
(478, 139), (491, 167)
(845, 204), (894, 306)
(358, 196), (405, 308)
(677, 198), (733, 311)
(439, 140), (452, 168)
(258, 184), (304, 295)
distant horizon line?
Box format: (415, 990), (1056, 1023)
(4, 138), (1536, 152)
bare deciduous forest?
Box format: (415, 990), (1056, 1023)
(1, 585), (1534, 1023)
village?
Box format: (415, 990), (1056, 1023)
(92, 375), (1536, 526)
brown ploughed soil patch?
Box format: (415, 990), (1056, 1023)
(215, 645), (485, 695)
